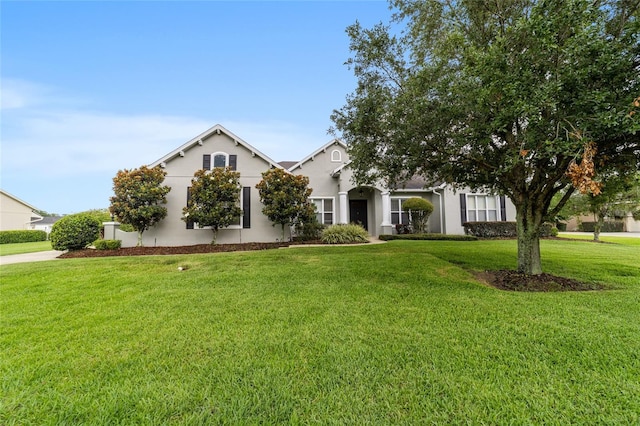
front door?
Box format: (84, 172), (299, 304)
(349, 200), (368, 230)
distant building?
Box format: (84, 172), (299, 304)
(0, 190), (42, 231)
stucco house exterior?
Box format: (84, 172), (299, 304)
(0, 190), (43, 231)
(111, 124), (516, 247)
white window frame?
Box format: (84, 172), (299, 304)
(211, 151), (229, 169)
(466, 194), (500, 222)
(310, 197), (335, 225)
(390, 197), (411, 225)
(331, 149), (342, 162)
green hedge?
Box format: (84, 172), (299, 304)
(0, 230), (48, 244)
(50, 214), (101, 251)
(379, 233), (478, 241)
(462, 222), (557, 238)
(579, 221), (624, 232)
(93, 239), (122, 250)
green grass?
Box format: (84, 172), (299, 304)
(558, 232), (640, 246)
(0, 241), (52, 256)
(1, 240), (639, 424)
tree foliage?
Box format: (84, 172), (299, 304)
(109, 166), (171, 246)
(332, 0), (639, 275)
(562, 172), (640, 240)
(256, 168), (315, 241)
(182, 168), (242, 243)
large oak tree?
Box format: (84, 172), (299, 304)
(332, 0), (639, 275)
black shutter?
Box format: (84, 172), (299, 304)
(500, 195), (507, 221)
(242, 187), (251, 229)
(186, 187), (194, 229)
(229, 155), (238, 171)
(460, 193), (467, 224)
(203, 154), (211, 170)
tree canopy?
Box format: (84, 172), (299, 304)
(182, 168), (242, 243)
(332, 0), (639, 275)
(109, 166), (170, 246)
(256, 168), (315, 241)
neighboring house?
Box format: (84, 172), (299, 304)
(114, 124), (516, 247)
(0, 190), (43, 231)
(29, 216), (63, 235)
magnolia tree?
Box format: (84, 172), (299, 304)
(109, 166), (170, 246)
(331, 0), (639, 276)
(182, 168), (242, 244)
(256, 168), (315, 241)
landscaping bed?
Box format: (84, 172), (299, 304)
(476, 270), (608, 292)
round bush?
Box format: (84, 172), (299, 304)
(50, 214), (101, 251)
(402, 197), (434, 233)
(321, 224), (369, 244)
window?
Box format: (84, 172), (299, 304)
(466, 194), (499, 222)
(213, 153), (227, 168)
(331, 149), (342, 162)
(311, 198), (334, 225)
(391, 198), (410, 225)
(202, 153), (237, 170)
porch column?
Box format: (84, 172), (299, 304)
(381, 191), (393, 235)
(338, 192), (348, 224)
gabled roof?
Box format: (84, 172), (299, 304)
(287, 139), (347, 172)
(149, 124), (284, 170)
(0, 189), (40, 212)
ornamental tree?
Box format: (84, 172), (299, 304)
(331, 0), (639, 276)
(182, 168), (242, 244)
(109, 166), (170, 246)
(256, 168), (315, 241)
(402, 197), (434, 234)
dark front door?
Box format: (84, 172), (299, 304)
(349, 200), (368, 230)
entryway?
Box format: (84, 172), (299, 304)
(349, 199), (368, 230)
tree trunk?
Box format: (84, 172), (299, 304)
(137, 231), (143, 247)
(211, 229), (217, 244)
(593, 212), (603, 242)
(516, 204), (543, 275)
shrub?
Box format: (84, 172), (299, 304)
(579, 221), (624, 232)
(402, 197), (434, 233)
(0, 230), (47, 244)
(321, 224), (369, 244)
(93, 239), (122, 250)
(294, 217), (324, 241)
(50, 214), (101, 251)
(379, 233), (478, 241)
(463, 222), (557, 238)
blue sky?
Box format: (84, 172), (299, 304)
(1, 0), (393, 214)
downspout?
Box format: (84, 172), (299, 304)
(432, 184), (446, 234)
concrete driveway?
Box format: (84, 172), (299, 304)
(0, 251), (64, 266)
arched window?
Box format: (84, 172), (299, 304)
(213, 152), (229, 168)
(331, 149), (341, 162)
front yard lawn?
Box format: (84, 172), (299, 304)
(1, 239), (638, 424)
(0, 241), (52, 256)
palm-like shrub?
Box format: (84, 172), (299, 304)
(321, 224), (369, 244)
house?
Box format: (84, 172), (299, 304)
(111, 124), (516, 247)
(0, 190), (43, 231)
(29, 216), (63, 235)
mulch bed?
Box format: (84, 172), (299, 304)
(475, 270), (608, 292)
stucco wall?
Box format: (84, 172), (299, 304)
(0, 193), (35, 231)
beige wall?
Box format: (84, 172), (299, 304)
(0, 192), (36, 231)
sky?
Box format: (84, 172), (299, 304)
(1, 0), (394, 215)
